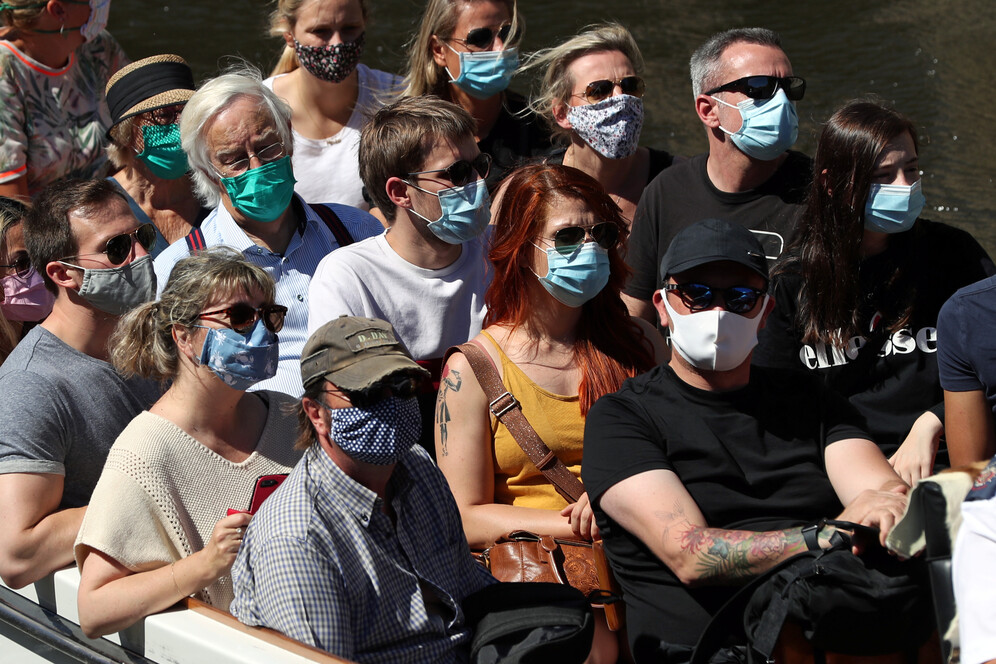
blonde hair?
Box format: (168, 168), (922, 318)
(268, 0), (370, 77)
(524, 23), (643, 143)
(109, 247), (276, 381)
(400, 0), (520, 100)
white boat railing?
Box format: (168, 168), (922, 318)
(1, 568), (354, 664)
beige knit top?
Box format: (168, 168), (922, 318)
(74, 390), (302, 610)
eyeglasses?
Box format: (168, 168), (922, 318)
(216, 142), (286, 178)
(539, 222), (620, 255)
(143, 105), (184, 126)
(0, 253), (31, 278)
(576, 76), (646, 105)
(663, 282), (765, 315)
(407, 153), (492, 187)
(450, 23), (512, 50)
(198, 302), (288, 334)
(341, 372), (421, 408)
(61, 223), (157, 265)
(705, 75), (806, 101)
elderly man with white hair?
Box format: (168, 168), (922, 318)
(154, 66), (384, 397)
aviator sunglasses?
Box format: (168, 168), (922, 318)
(198, 302), (288, 334)
(0, 253), (32, 278)
(663, 282), (765, 315)
(705, 75), (806, 101)
(543, 222), (620, 255)
(451, 23), (512, 50)
(341, 372), (421, 408)
(578, 76), (646, 105)
(61, 223), (157, 265)
(407, 153), (492, 187)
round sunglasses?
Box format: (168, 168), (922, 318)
(576, 76), (646, 105)
(61, 223), (157, 266)
(540, 222), (620, 255)
(450, 23), (512, 50)
(663, 282), (765, 315)
(705, 75), (806, 101)
(197, 302), (288, 335)
(407, 152), (492, 188)
(0, 253), (32, 278)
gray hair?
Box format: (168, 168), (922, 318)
(180, 65), (294, 208)
(524, 23), (643, 143)
(689, 27), (782, 97)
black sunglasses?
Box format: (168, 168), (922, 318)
(663, 282), (765, 315)
(343, 372), (421, 408)
(705, 75), (806, 101)
(579, 76), (646, 105)
(198, 302), (288, 334)
(542, 222), (620, 255)
(0, 253), (31, 278)
(407, 153), (492, 187)
(452, 23), (512, 50)
(62, 223), (157, 265)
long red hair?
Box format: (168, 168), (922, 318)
(486, 164), (654, 415)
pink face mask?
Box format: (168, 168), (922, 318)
(2, 269), (54, 322)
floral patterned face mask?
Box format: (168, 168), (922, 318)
(293, 33), (365, 84)
(566, 94), (644, 160)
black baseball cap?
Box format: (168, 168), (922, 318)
(660, 218), (769, 283)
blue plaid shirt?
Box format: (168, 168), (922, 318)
(230, 443), (495, 663)
(153, 195), (383, 397)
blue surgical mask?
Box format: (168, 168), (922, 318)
(220, 156), (297, 223)
(324, 396), (421, 465)
(194, 318), (279, 391)
(530, 241), (610, 308)
(864, 180), (925, 234)
(445, 45), (519, 99)
(137, 124), (189, 180)
(407, 177), (491, 244)
(712, 88), (799, 161)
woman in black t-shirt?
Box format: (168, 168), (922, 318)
(755, 100), (994, 484)
(526, 23), (678, 228)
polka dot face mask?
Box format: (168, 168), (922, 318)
(293, 33), (365, 84)
(325, 395), (421, 465)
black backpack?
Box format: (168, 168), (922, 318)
(691, 530), (934, 664)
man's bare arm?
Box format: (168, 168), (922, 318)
(945, 389), (996, 467)
(0, 473), (84, 588)
(600, 469), (807, 586)
(622, 293), (657, 324)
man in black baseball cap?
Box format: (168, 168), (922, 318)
(230, 316), (495, 662)
(581, 219), (909, 662)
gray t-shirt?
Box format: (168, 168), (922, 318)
(0, 326), (161, 508)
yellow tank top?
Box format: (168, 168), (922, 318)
(483, 331), (585, 510)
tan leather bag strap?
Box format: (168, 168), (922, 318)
(454, 340), (586, 504)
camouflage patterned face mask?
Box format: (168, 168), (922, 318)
(293, 33), (365, 84)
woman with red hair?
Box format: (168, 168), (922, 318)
(435, 163), (665, 662)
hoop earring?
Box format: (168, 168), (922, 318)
(59, 20), (64, 37)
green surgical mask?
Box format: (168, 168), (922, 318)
(220, 156), (297, 223)
(136, 124), (189, 180)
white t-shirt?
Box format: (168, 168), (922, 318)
(263, 64), (400, 210)
(954, 495), (996, 664)
(307, 231), (490, 363)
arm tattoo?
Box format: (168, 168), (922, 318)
(654, 506), (805, 584)
(435, 369), (462, 457)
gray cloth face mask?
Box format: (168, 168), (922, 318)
(65, 254), (158, 316)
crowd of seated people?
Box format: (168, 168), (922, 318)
(3, 4), (996, 664)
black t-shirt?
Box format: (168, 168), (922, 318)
(754, 219), (995, 458)
(544, 146), (678, 184)
(624, 151), (812, 302)
(582, 364), (866, 661)
(478, 91), (554, 191)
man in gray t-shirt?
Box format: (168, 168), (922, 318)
(0, 180), (160, 589)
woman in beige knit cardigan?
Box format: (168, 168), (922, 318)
(74, 248), (302, 638)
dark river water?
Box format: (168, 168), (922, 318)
(108, 0), (996, 254)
